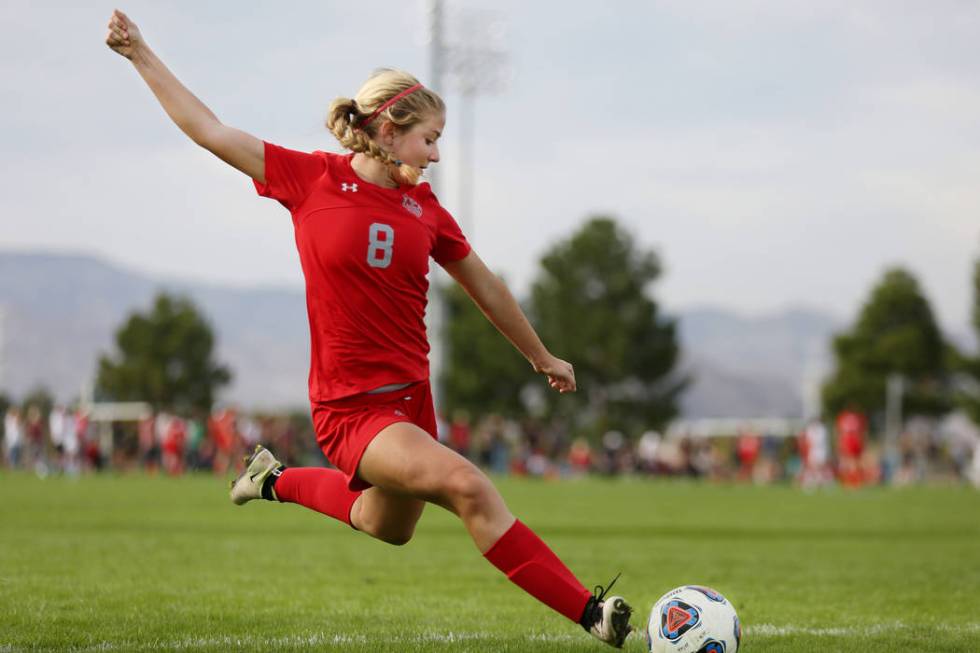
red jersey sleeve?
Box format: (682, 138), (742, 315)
(253, 142), (326, 211)
(431, 205), (471, 264)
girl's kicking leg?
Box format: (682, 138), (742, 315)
(229, 430), (632, 648)
(230, 447), (425, 545)
(355, 422), (633, 648)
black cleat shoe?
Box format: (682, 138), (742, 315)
(580, 573), (633, 648)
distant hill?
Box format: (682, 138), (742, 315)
(0, 251), (309, 408)
(676, 307), (839, 417)
(0, 250), (843, 416)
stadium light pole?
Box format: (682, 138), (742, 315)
(422, 1), (509, 429)
(0, 305), (6, 394)
(884, 373), (904, 480)
(424, 0), (448, 429)
(445, 9), (509, 237)
(426, 0), (444, 196)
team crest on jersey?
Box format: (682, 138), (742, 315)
(660, 600), (701, 641)
(687, 585), (727, 603)
(696, 640), (726, 653)
(402, 194), (423, 218)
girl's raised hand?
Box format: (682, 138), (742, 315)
(105, 9), (143, 60)
(535, 355), (577, 394)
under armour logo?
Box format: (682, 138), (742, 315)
(341, 183), (358, 192)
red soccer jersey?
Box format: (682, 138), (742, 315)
(254, 143), (471, 403)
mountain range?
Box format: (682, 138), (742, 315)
(0, 250), (842, 417)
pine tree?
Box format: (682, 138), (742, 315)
(529, 217), (685, 439)
(822, 267), (950, 425)
(97, 293), (231, 413)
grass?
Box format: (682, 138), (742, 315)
(0, 472), (978, 652)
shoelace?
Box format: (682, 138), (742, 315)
(592, 571), (622, 605)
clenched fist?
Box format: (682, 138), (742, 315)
(105, 9), (143, 60)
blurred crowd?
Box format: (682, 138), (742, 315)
(0, 403), (319, 478)
(3, 404), (96, 476)
(3, 401), (979, 488)
(440, 409), (980, 488)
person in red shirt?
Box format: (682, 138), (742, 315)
(208, 408), (238, 475)
(107, 11), (631, 648)
(735, 429), (761, 482)
(836, 408), (867, 487)
(161, 414), (187, 476)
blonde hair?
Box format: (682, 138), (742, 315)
(327, 69), (445, 186)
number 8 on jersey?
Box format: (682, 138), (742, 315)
(367, 223), (394, 269)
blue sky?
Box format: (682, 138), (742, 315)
(2, 1), (978, 338)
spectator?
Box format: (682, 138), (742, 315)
(735, 429), (761, 482)
(798, 419), (831, 489)
(600, 430), (625, 475)
(77, 409), (101, 470)
(208, 408), (237, 474)
(49, 405), (67, 471)
(138, 413), (158, 472)
(62, 407), (80, 476)
(449, 410), (471, 458)
(4, 407), (24, 468)
(185, 415), (206, 470)
(689, 438), (716, 479)
(25, 405), (47, 475)
(153, 412), (172, 473)
(636, 431), (661, 475)
(161, 414), (186, 475)
(568, 437), (593, 475)
(836, 409), (867, 488)
(237, 413), (262, 451)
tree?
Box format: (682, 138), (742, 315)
(21, 386), (54, 416)
(0, 392), (10, 439)
(954, 258), (980, 426)
(440, 281), (537, 419)
(529, 217), (685, 438)
(97, 293), (231, 413)
(822, 267), (950, 424)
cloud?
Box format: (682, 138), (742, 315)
(1, 0), (978, 338)
(0, 143), (302, 287)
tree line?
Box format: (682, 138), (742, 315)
(6, 217), (974, 445)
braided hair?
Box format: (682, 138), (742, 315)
(326, 69), (445, 186)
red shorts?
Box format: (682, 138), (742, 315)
(311, 380), (437, 491)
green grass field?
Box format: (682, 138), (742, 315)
(0, 472), (978, 652)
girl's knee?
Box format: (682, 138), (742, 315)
(441, 464), (496, 511)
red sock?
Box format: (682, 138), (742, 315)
(273, 467), (360, 527)
(483, 519), (592, 623)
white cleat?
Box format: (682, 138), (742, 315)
(229, 445), (282, 505)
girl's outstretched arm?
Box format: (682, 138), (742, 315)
(443, 250), (577, 394)
(106, 9), (265, 183)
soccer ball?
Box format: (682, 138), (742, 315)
(646, 585), (741, 653)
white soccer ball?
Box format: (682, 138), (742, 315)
(646, 585), (741, 653)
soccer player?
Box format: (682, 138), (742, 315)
(106, 9), (633, 648)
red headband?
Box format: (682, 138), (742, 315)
(357, 83), (424, 129)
